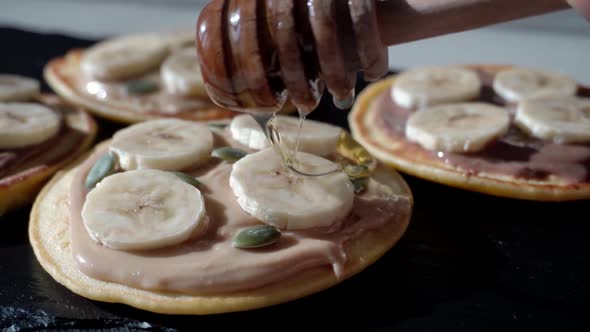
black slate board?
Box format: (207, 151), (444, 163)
(0, 27), (589, 331)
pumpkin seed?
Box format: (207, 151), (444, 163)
(343, 163), (371, 179)
(211, 147), (247, 162)
(351, 177), (369, 194)
(207, 123), (228, 130)
(126, 80), (159, 95)
(170, 171), (202, 188)
(336, 131), (376, 167)
(85, 152), (116, 189)
(233, 225), (281, 249)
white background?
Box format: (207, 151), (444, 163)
(0, 0), (589, 84)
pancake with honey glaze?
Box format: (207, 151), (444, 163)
(0, 94), (96, 215)
(350, 65), (590, 201)
(44, 30), (241, 124)
(30, 120), (412, 314)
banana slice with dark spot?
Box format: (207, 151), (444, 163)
(493, 68), (577, 103)
(392, 67), (482, 109)
(82, 169), (207, 251)
(82, 34), (169, 81)
(109, 119), (214, 171)
(0, 103), (60, 149)
(516, 97), (590, 143)
(0, 75), (40, 102)
(406, 102), (510, 153)
(230, 148), (354, 230)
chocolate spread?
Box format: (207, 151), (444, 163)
(372, 71), (590, 184)
(69, 135), (411, 294)
(0, 103), (88, 185)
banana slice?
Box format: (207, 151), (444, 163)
(515, 97), (590, 143)
(81, 169), (206, 251)
(0, 103), (60, 149)
(161, 28), (195, 50)
(82, 34), (169, 81)
(230, 148), (354, 230)
(392, 66), (482, 108)
(406, 102), (510, 153)
(0, 75), (40, 102)
(229, 115), (342, 156)
(493, 68), (577, 103)
(110, 119), (214, 171)
(161, 48), (207, 97)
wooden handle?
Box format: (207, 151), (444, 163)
(376, 0), (569, 45)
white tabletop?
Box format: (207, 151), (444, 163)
(1, 0), (589, 84)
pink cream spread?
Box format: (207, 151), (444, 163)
(69, 134), (411, 295)
(372, 71), (590, 184)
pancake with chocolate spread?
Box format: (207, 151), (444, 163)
(0, 75), (96, 215)
(44, 30), (243, 124)
(350, 65), (590, 201)
(29, 117), (412, 314)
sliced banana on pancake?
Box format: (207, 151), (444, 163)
(0, 103), (60, 149)
(493, 68), (577, 103)
(515, 97), (590, 144)
(161, 28), (196, 50)
(406, 102), (510, 153)
(110, 119), (214, 171)
(161, 48), (207, 97)
(82, 34), (170, 81)
(230, 148), (354, 230)
(0, 75), (40, 102)
(392, 66), (482, 109)
(229, 114), (342, 156)
(81, 169), (207, 251)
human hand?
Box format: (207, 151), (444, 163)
(567, 0), (590, 19)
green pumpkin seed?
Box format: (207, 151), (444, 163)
(126, 80), (159, 95)
(343, 163), (371, 179)
(207, 123), (228, 130)
(85, 152), (116, 189)
(170, 171), (202, 188)
(337, 131), (376, 167)
(351, 177), (369, 194)
(233, 225), (281, 249)
(212, 147), (247, 162)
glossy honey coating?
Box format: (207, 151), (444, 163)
(196, 0), (388, 113)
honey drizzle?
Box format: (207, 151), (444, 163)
(252, 108), (341, 177)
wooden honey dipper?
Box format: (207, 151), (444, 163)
(196, 0), (568, 112)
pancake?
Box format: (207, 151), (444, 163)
(44, 49), (239, 124)
(0, 94), (96, 214)
(349, 65), (590, 201)
(30, 130), (412, 314)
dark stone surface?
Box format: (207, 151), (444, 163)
(0, 27), (588, 331)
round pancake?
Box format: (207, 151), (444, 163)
(45, 50), (296, 124)
(29, 141), (412, 315)
(349, 65), (590, 201)
(45, 49), (236, 124)
(0, 95), (96, 215)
